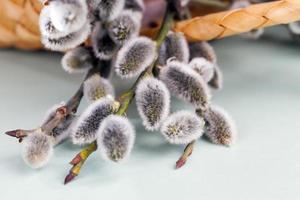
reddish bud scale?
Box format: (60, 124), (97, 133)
(69, 154), (82, 166)
(175, 157), (187, 169)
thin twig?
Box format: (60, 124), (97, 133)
(64, 141), (98, 185)
(191, 0), (229, 8)
(40, 67), (99, 134)
(4, 66), (102, 140)
(5, 129), (36, 143)
(117, 3), (174, 116)
(64, 2), (176, 185)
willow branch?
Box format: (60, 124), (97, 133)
(191, 0), (229, 8)
(64, 141), (98, 185)
(117, 4), (174, 116)
(4, 65), (103, 140)
(64, 2), (175, 185)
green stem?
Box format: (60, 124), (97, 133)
(155, 7), (174, 47)
(64, 2), (175, 185)
(191, 0), (229, 8)
(116, 3), (174, 116)
(41, 67), (99, 134)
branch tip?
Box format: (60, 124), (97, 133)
(64, 172), (77, 185)
(5, 129), (27, 139)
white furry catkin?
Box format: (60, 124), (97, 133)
(39, 6), (69, 39)
(49, 0), (88, 33)
(159, 60), (211, 110)
(87, 0), (100, 9)
(242, 29), (264, 40)
(125, 0), (145, 12)
(84, 74), (115, 103)
(189, 42), (217, 64)
(189, 57), (214, 82)
(208, 65), (223, 90)
(71, 97), (118, 145)
(21, 131), (54, 169)
(98, 0), (125, 21)
(189, 42), (223, 89)
(51, 115), (75, 145)
(230, 0), (251, 10)
(114, 37), (156, 79)
(97, 115), (135, 163)
(160, 111), (204, 144)
(158, 32), (190, 65)
(61, 47), (93, 73)
(107, 10), (141, 45)
(200, 105), (237, 147)
(288, 22), (300, 35)
(43, 102), (75, 145)
(92, 22), (118, 60)
(136, 77), (170, 131)
(180, 0), (190, 7)
(42, 22), (91, 52)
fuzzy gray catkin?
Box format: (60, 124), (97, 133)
(242, 29), (264, 40)
(189, 42), (217, 64)
(114, 37), (156, 79)
(87, 0), (100, 9)
(107, 10), (141, 45)
(39, 6), (69, 39)
(158, 32), (190, 66)
(189, 42), (223, 89)
(71, 97), (119, 145)
(61, 46), (94, 73)
(97, 115), (135, 163)
(51, 115), (75, 145)
(288, 21), (300, 35)
(83, 74), (115, 103)
(136, 77), (170, 131)
(92, 22), (119, 60)
(208, 65), (223, 90)
(21, 132), (54, 169)
(189, 57), (214, 82)
(48, 0), (88, 33)
(125, 0), (145, 12)
(199, 105), (237, 147)
(229, 0), (251, 10)
(98, 0), (125, 21)
(42, 22), (91, 52)
(160, 111), (204, 144)
(159, 60), (211, 110)
(180, 0), (190, 6)
(43, 102), (75, 145)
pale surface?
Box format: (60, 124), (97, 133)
(0, 27), (299, 200)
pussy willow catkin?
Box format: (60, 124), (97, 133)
(11, 0), (300, 185)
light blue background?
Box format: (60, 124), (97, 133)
(0, 27), (299, 200)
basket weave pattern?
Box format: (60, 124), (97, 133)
(175, 0), (300, 41)
(0, 0), (299, 50)
(0, 0), (42, 50)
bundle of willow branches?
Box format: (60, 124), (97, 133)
(4, 0), (300, 185)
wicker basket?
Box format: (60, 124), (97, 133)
(0, 0), (231, 50)
(0, 0), (42, 50)
(0, 0), (299, 50)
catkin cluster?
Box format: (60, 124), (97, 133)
(11, 0), (238, 182)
